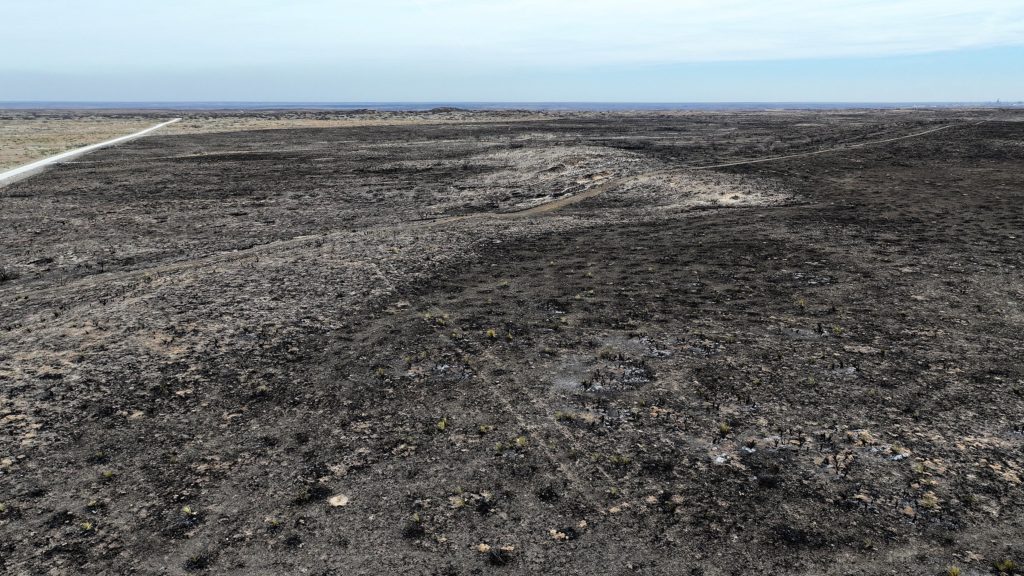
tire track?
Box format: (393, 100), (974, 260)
(0, 120), (968, 304)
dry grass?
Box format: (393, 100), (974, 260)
(0, 116), (156, 171)
(0, 111), (552, 172)
(160, 111), (551, 136)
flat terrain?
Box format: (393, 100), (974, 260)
(0, 112), (160, 171)
(1, 109), (1022, 575)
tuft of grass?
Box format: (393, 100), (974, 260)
(718, 422), (732, 436)
(486, 328), (497, 339)
(436, 417), (448, 432)
(946, 566), (961, 576)
(608, 454), (631, 467)
(918, 491), (939, 510)
(430, 313), (450, 327)
(995, 559), (1018, 574)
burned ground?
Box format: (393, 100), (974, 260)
(1, 110), (1022, 575)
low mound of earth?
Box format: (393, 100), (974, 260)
(1, 109), (1022, 575)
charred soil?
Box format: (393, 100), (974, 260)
(1, 109), (1023, 575)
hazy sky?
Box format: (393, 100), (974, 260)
(3, 0), (1023, 102)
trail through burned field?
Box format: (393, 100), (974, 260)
(1, 109), (1023, 575)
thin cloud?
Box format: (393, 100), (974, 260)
(3, 0), (1024, 70)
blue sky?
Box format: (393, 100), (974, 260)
(2, 0), (1023, 102)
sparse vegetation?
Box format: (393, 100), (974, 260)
(995, 559), (1018, 574)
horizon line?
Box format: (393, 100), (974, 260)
(2, 99), (1020, 104)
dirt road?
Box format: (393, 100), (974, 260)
(0, 118), (181, 187)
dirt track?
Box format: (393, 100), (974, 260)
(1, 109), (1022, 575)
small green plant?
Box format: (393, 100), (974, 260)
(946, 566), (961, 576)
(995, 559), (1018, 574)
(608, 454), (631, 466)
(100, 470), (114, 481)
(514, 435), (528, 448)
(80, 521), (95, 533)
(436, 417), (448, 432)
(181, 505), (197, 516)
(486, 328), (497, 339)
(718, 422), (732, 436)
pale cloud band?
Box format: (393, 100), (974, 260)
(4, 0), (1024, 71)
